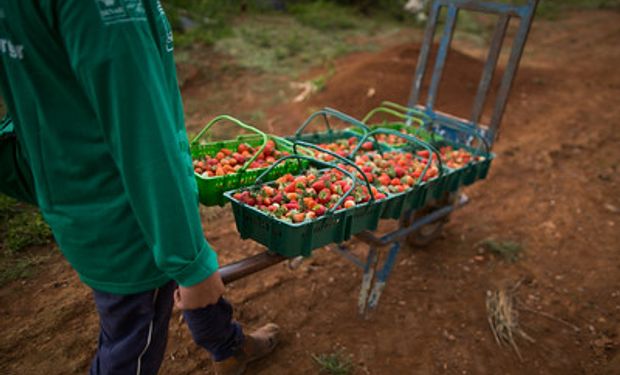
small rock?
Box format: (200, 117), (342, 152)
(604, 203), (619, 214)
(593, 336), (614, 349)
(589, 325), (596, 333)
(541, 221), (557, 230)
(328, 277), (335, 283)
(443, 330), (456, 341)
(463, 266), (471, 272)
(398, 300), (407, 306)
(474, 255), (485, 262)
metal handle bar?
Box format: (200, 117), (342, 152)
(385, 104), (491, 154)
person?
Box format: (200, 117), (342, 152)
(0, 1), (279, 374)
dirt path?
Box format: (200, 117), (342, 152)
(1, 10), (619, 375)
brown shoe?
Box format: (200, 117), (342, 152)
(213, 323), (280, 375)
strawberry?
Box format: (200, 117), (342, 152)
(292, 212), (306, 223)
(285, 202), (299, 210)
(311, 180), (326, 192)
(262, 185), (275, 197)
(318, 188), (331, 204)
(312, 204), (327, 216)
(284, 183), (296, 193)
(417, 150), (430, 158)
(344, 200), (356, 209)
(272, 192), (283, 204)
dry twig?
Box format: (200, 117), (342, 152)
(486, 281), (535, 361)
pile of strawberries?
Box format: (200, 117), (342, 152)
(371, 129), (414, 147)
(226, 138), (483, 225)
(346, 150), (440, 194)
(312, 137), (374, 162)
(435, 146), (482, 169)
(193, 140), (290, 177)
(232, 168), (387, 223)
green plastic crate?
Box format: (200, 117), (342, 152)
(365, 102), (497, 202)
(225, 156), (388, 257)
(347, 129), (446, 220)
(290, 141), (390, 233)
(191, 115), (307, 206)
(380, 185), (429, 220)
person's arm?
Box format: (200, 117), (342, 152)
(0, 115), (37, 205)
(55, 1), (219, 292)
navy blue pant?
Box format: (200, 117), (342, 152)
(89, 281), (244, 375)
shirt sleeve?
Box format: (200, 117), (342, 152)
(55, 0), (218, 287)
(0, 115), (38, 205)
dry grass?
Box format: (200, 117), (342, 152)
(485, 280), (535, 361)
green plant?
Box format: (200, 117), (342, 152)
(480, 238), (523, 262)
(312, 350), (354, 375)
(289, 1), (361, 30)
(162, 0), (240, 47)
(0, 256), (36, 286)
(215, 15), (370, 74)
(0, 194), (18, 222)
(5, 210), (52, 253)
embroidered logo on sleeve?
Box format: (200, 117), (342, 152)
(96, 0), (147, 25)
(0, 39), (24, 60)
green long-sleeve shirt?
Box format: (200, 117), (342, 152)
(0, 0), (218, 294)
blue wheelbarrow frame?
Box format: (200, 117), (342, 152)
(219, 0), (540, 317)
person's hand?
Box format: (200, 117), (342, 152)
(174, 271), (225, 310)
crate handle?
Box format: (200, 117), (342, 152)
(293, 108), (370, 142)
(361, 106), (429, 142)
(190, 115), (269, 174)
(254, 154), (360, 216)
(293, 140), (377, 204)
(362, 106), (427, 128)
(354, 129), (444, 182)
(380, 101), (432, 123)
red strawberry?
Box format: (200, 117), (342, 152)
(318, 188), (331, 204)
(284, 183), (296, 193)
(311, 180), (325, 192)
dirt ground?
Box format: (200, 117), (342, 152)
(1, 10), (619, 375)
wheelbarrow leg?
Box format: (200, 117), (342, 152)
(358, 246), (378, 316)
(367, 241), (402, 314)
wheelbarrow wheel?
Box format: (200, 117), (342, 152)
(402, 194), (456, 248)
